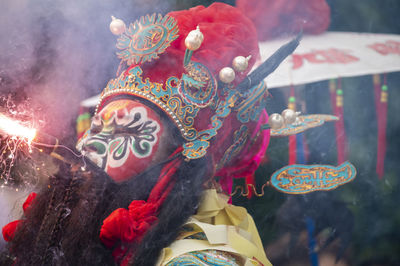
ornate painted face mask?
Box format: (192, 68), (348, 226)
(78, 99), (167, 182)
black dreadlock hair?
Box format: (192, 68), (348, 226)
(0, 151), (209, 266)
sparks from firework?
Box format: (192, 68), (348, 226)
(0, 94), (44, 189)
(0, 113), (37, 142)
(0, 97), (86, 190)
(0, 110), (39, 189)
(0, 112), (87, 189)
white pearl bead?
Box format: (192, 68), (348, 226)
(281, 109), (297, 124)
(269, 113), (284, 129)
(110, 16), (126, 35)
(219, 67), (235, 83)
(185, 26), (204, 51)
(232, 55), (251, 72)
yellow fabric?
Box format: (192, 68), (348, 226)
(157, 189), (272, 266)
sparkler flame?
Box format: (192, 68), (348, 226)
(0, 109), (84, 189)
(0, 113), (37, 142)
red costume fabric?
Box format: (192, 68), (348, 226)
(140, 3), (259, 83)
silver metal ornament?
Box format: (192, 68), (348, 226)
(281, 109), (297, 125)
(269, 113), (284, 129)
(232, 55), (251, 72)
(218, 67), (236, 83)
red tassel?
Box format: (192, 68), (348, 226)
(373, 75), (381, 117)
(148, 147), (183, 203)
(288, 135), (297, 165)
(376, 75), (388, 179)
(333, 79), (348, 164)
(288, 87), (297, 165)
(245, 174), (255, 199)
(329, 80), (337, 113)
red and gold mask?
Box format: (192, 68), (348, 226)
(78, 99), (167, 182)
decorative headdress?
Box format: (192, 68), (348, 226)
(93, 3), (299, 186)
(76, 3), (355, 197)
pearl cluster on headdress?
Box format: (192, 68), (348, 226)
(183, 25), (251, 85)
(218, 55), (251, 84)
(268, 109), (301, 129)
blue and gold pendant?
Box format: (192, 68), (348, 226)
(270, 161), (356, 194)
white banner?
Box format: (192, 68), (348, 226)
(259, 32), (400, 88)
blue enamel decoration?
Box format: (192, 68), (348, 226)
(116, 14), (179, 65)
(182, 89), (238, 159)
(270, 161), (356, 194)
(216, 125), (248, 170)
(166, 250), (240, 266)
(178, 62), (217, 107)
(236, 82), (267, 123)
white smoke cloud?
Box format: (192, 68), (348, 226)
(0, 0), (174, 245)
(0, 0), (174, 136)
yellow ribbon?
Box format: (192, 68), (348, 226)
(157, 189), (272, 266)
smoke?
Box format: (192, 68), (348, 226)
(0, 0), (175, 137)
(0, 0), (176, 246)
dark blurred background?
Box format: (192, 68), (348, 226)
(237, 1), (400, 266)
(0, 0), (399, 265)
